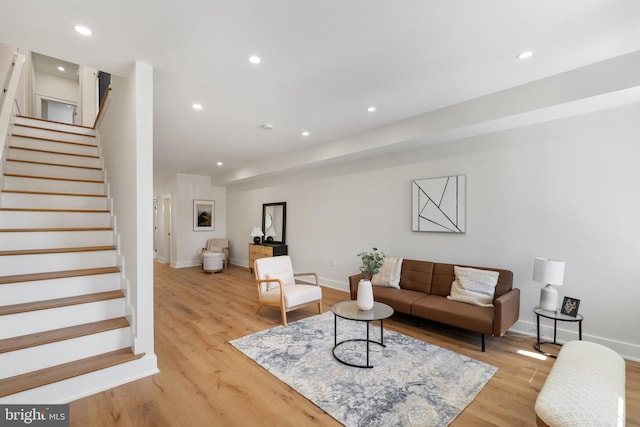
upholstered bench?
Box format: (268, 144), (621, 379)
(535, 340), (626, 427)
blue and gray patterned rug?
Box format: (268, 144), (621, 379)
(230, 312), (496, 427)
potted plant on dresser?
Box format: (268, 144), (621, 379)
(356, 247), (385, 310)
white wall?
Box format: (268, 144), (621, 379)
(34, 70), (78, 104)
(154, 174), (227, 268)
(226, 102), (640, 360)
(99, 61), (156, 363)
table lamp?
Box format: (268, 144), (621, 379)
(251, 227), (264, 244)
(533, 257), (565, 312)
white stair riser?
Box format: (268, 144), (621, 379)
(0, 298), (126, 339)
(0, 192), (108, 210)
(15, 118), (96, 136)
(0, 211), (111, 229)
(0, 273), (121, 305)
(6, 147), (101, 169)
(4, 161), (103, 181)
(0, 250), (117, 276)
(0, 230), (114, 251)
(12, 127), (96, 145)
(11, 136), (98, 157)
(0, 328), (131, 379)
(3, 176), (105, 194)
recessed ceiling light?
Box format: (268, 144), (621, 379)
(192, 103), (202, 110)
(216, 162), (223, 166)
(516, 50), (534, 60)
(57, 66), (65, 72)
(248, 56), (262, 64)
(302, 131), (310, 137)
(261, 123), (273, 130)
(367, 106), (376, 112)
(74, 25), (93, 36)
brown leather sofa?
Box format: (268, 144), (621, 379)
(349, 259), (520, 351)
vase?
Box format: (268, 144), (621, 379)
(357, 279), (374, 310)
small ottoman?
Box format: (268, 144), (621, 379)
(203, 252), (224, 273)
(535, 340), (626, 427)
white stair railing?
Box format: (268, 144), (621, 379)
(0, 52), (25, 169)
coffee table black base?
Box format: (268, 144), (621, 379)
(333, 338), (385, 369)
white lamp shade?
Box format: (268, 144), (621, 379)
(532, 257), (565, 286)
(251, 227), (264, 237)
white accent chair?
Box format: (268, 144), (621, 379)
(254, 255), (322, 326)
(202, 238), (230, 272)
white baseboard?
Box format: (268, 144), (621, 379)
(510, 319), (640, 362)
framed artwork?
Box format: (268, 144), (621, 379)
(193, 200), (214, 231)
(412, 175), (466, 233)
(560, 296), (580, 317)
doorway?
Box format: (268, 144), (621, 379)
(37, 96), (78, 124)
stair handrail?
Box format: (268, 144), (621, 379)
(93, 86), (112, 129)
(0, 52), (25, 164)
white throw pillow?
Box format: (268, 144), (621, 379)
(263, 271), (295, 292)
(447, 266), (499, 307)
(371, 257), (403, 289)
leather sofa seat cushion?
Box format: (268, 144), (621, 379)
(411, 295), (495, 334)
(372, 287), (426, 314)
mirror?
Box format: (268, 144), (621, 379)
(262, 202), (286, 245)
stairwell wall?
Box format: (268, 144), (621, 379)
(97, 61), (156, 361)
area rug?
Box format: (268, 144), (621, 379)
(229, 312), (497, 426)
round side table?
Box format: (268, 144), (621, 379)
(534, 306), (583, 358)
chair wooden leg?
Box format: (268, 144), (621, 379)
(281, 307), (288, 326)
(255, 303), (263, 313)
(317, 301), (322, 314)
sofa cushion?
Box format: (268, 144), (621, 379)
(431, 263), (513, 299)
(411, 295), (495, 335)
(372, 257), (403, 288)
(399, 259), (434, 294)
(372, 287), (425, 314)
(447, 266), (499, 307)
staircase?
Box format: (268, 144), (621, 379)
(0, 116), (144, 400)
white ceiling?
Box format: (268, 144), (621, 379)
(2, 1), (640, 185)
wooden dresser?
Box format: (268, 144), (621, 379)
(249, 244), (288, 273)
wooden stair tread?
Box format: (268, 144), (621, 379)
(1, 189), (106, 198)
(8, 146), (99, 159)
(6, 158), (102, 170)
(0, 266), (120, 285)
(0, 348), (144, 398)
(17, 115), (95, 130)
(3, 173), (104, 183)
(13, 127), (96, 140)
(0, 246), (115, 257)
(0, 227), (112, 233)
(0, 317), (130, 353)
(11, 133), (96, 147)
(0, 207), (108, 213)
(0, 290), (124, 316)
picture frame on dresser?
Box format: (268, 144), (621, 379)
(193, 200), (214, 231)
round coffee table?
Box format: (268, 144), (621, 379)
(331, 300), (394, 368)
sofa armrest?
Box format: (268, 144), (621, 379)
(493, 288), (520, 336)
(348, 273), (365, 300)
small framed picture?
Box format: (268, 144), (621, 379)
(560, 296), (580, 317)
(193, 200), (214, 231)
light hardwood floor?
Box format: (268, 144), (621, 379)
(69, 263), (640, 426)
